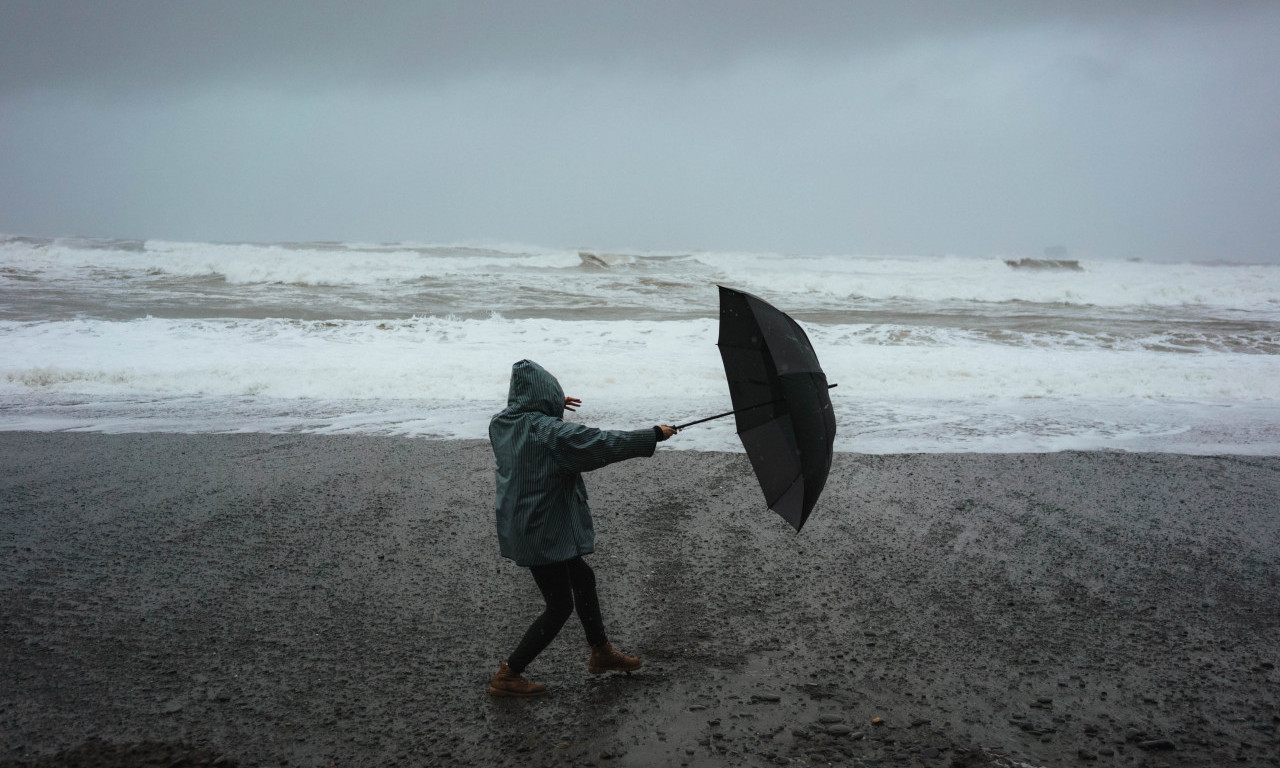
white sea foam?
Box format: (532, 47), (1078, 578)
(4, 237), (1279, 313)
(3, 235), (1279, 452)
(697, 252), (1280, 311)
(0, 238), (582, 285)
(4, 317), (1279, 403)
(2, 316), (1279, 454)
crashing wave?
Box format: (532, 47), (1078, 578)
(1004, 258), (1083, 271)
(578, 251), (635, 268)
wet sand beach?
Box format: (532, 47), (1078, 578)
(1, 433), (1277, 767)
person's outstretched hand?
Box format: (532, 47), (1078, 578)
(657, 425), (677, 441)
(563, 396), (582, 412)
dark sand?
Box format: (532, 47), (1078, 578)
(1, 433), (1277, 768)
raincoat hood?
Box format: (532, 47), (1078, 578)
(506, 359), (565, 418)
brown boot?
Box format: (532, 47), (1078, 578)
(488, 662), (547, 697)
(588, 642), (642, 675)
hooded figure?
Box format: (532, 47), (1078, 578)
(487, 360), (676, 697)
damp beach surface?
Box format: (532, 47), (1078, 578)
(1, 433), (1278, 767)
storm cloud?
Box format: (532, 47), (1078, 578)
(2, 1), (1278, 261)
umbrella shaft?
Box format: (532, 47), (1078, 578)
(674, 383), (836, 431)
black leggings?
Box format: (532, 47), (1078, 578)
(507, 556), (607, 673)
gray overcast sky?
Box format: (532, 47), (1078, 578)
(2, 1), (1278, 261)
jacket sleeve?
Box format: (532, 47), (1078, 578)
(541, 420), (658, 474)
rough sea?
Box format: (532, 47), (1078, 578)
(3, 234), (1279, 453)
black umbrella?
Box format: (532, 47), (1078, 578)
(676, 286), (836, 531)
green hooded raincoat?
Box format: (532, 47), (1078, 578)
(490, 360), (658, 567)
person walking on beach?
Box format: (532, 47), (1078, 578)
(488, 359), (677, 697)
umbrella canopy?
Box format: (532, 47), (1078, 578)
(716, 285), (836, 531)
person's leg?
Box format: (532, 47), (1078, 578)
(564, 556), (608, 647)
(506, 561), (575, 674)
(564, 556), (643, 674)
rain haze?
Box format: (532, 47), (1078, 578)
(2, 0), (1278, 262)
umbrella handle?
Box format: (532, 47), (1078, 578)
(674, 383), (836, 431)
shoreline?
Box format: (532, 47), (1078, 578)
(2, 433), (1277, 767)
(4, 395), (1280, 456)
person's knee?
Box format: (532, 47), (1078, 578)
(567, 559), (597, 590)
(545, 594), (575, 624)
